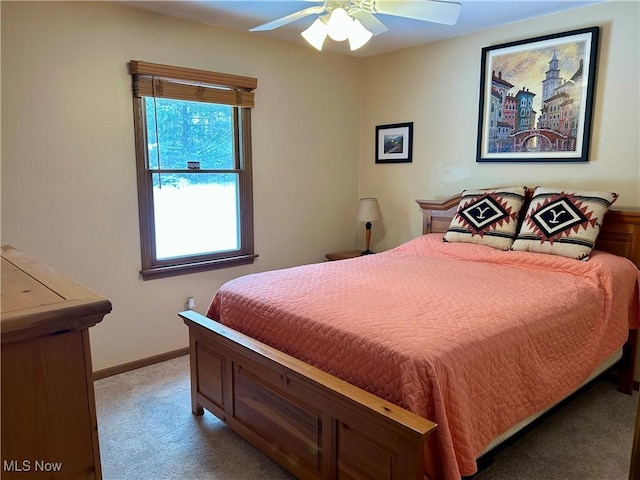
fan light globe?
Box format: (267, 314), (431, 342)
(348, 18), (373, 50)
(326, 7), (352, 41)
(301, 18), (328, 50)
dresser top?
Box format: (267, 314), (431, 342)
(1, 245), (111, 342)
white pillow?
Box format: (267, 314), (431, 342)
(511, 187), (618, 260)
(443, 187), (527, 251)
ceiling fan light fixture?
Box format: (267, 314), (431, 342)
(301, 18), (328, 51)
(348, 18), (373, 50)
(326, 7), (352, 42)
(250, 0), (463, 52)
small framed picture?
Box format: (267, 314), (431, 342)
(375, 122), (413, 163)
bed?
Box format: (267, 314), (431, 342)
(180, 188), (640, 480)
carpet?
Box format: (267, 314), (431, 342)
(94, 355), (637, 479)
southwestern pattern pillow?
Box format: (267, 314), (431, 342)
(443, 187), (527, 250)
(511, 187), (618, 260)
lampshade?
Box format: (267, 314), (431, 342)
(348, 18), (373, 51)
(326, 7), (353, 41)
(301, 18), (328, 51)
(357, 198), (383, 222)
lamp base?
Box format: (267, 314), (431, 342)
(360, 249), (374, 255)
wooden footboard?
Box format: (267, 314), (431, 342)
(179, 310), (437, 480)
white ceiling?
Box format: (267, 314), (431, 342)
(119, 0), (605, 57)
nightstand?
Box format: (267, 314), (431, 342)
(325, 249), (363, 261)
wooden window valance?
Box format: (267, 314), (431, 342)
(129, 60), (257, 108)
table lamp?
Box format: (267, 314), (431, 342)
(357, 198), (383, 255)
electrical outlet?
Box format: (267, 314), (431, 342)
(186, 297), (195, 310)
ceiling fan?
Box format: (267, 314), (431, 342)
(250, 0), (462, 51)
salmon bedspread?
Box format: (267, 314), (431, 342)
(206, 234), (640, 479)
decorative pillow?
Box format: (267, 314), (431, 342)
(511, 187), (618, 260)
(443, 187), (527, 250)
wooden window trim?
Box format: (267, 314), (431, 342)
(129, 61), (257, 280)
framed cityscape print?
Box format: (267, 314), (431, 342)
(476, 27), (599, 163)
(376, 122), (413, 163)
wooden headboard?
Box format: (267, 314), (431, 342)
(415, 193), (640, 270)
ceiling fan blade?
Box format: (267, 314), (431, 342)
(374, 0), (461, 26)
(249, 6), (325, 32)
(350, 11), (389, 36)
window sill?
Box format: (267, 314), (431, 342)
(140, 254), (258, 280)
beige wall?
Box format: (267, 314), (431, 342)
(2, 1), (639, 374)
(1, 1), (361, 370)
(359, 1), (640, 251)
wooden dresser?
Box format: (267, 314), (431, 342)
(1, 245), (111, 479)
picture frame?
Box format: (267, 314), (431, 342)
(376, 122), (413, 163)
(476, 27), (599, 163)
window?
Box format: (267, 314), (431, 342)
(129, 61), (257, 279)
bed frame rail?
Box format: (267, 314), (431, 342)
(180, 310), (436, 480)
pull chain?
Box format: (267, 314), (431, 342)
(152, 76), (162, 189)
